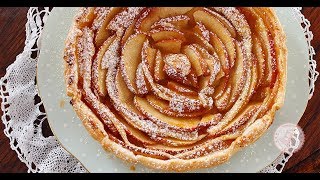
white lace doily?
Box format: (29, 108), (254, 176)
(0, 7), (318, 173)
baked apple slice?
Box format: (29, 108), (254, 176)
(213, 76), (228, 99)
(154, 50), (166, 82)
(186, 69), (199, 88)
(193, 44), (224, 84)
(146, 95), (206, 118)
(135, 96), (201, 129)
(155, 39), (182, 54)
(252, 36), (265, 87)
(135, 63), (149, 95)
(120, 33), (147, 94)
(92, 35), (116, 99)
(121, 19), (136, 46)
(136, 7), (193, 32)
(75, 7), (95, 28)
(194, 9), (236, 68)
(120, 119), (156, 145)
(151, 15), (190, 30)
(95, 7), (123, 47)
(163, 53), (191, 82)
(150, 28), (186, 42)
(150, 134), (206, 148)
(183, 45), (203, 76)
(193, 22), (210, 42)
(205, 8), (237, 38)
(142, 40), (157, 74)
(184, 31), (214, 53)
(224, 42), (248, 109)
(240, 7), (273, 86)
(199, 113), (222, 127)
(167, 81), (197, 96)
(209, 32), (230, 74)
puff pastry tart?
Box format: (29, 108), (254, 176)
(63, 7), (287, 172)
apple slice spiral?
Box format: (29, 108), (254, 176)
(64, 7), (287, 171)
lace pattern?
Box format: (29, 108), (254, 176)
(0, 7), (317, 173)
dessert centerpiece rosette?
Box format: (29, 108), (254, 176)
(63, 7), (287, 171)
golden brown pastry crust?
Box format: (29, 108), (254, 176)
(63, 7), (287, 172)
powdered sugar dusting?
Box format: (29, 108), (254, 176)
(108, 7), (144, 34)
(164, 54), (191, 78)
(151, 15), (190, 29)
(101, 37), (120, 69)
(77, 27), (95, 77)
(92, 7), (111, 30)
(196, 22), (210, 42)
(136, 63), (149, 95)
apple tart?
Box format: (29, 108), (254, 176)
(63, 7), (287, 171)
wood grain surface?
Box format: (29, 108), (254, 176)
(0, 7), (319, 173)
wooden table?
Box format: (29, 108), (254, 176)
(0, 7), (319, 173)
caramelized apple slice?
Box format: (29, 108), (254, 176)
(146, 138), (206, 153)
(151, 135), (206, 147)
(163, 54), (191, 82)
(193, 22), (210, 42)
(249, 56), (259, 98)
(199, 113), (222, 127)
(115, 69), (158, 136)
(186, 70), (199, 88)
(135, 63), (149, 95)
(107, 7), (144, 32)
(134, 96), (201, 129)
(199, 60), (210, 77)
(150, 28), (186, 42)
(215, 42), (247, 111)
(142, 40), (157, 73)
(184, 31), (214, 53)
(75, 7), (95, 28)
(209, 32), (229, 74)
(225, 42), (247, 109)
(240, 7), (272, 86)
(205, 8), (237, 38)
(92, 35), (116, 98)
(215, 103), (261, 137)
(199, 76), (210, 90)
(116, 70), (134, 107)
(120, 33), (147, 94)
(194, 9), (236, 68)
(193, 44), (224, 85)
(155, 39), (182, 54)
(95, 7), (123, 47)
(258, 31), (273, 87)
(145, 95), (206, 118)
(137, 7), (193, 32)
(92, 7), (109, 29)
(213, 76), (228, 99)
(154, 50), (166, 82)
(252, 8), (280, 87)
(121, 19), (136, 46)
(142, 60), (202, 111)
(169, 71), (199, 88)
(182, 45), (202, 76)
(121, 119), (156, 145)
(167, 81), (197, 96)
(151, 15), (190, 30)
(252, 36), (265, 87)
(167, 16), (190, 29)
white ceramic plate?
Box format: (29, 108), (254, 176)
(37, 7), (310, 173)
